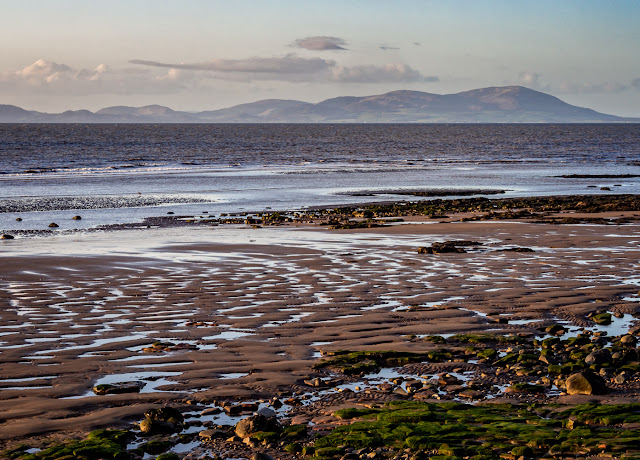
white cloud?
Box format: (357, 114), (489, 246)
(330, 63), (437, 83)
(292, 36), (347, 51)
(517, 71), (544, 89)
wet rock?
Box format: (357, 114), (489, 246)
(48, 222), (59, 228)
(199, 429), (228, 440)
(72, 215), (82, 220)
(235, 414), (282, 439)
(499, 247), (535, 252)
(418, 242), (467, 254)
(620, 335), (638, 347)
(545, 324), (566, 335)
(256, 407), (276, 418)
(458, 389), (485, 400)
(15, 217), (22, 221)
(93, 381), (145, 395)
(591, 312), (612, 325)
(584, 348), (611, 366)
(251, 453), (275, 460)
(565, 371), (608, 395)
(139, 419), (177, 435)
(0, 234), (15, 239)
(615, 371), (631, 384)
(145, 406), (185, 425)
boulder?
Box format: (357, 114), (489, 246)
(584, 348), (611, 366)
(0, 234), (15, 240)
(235, 414), (282, 439)
(565, 372), (608, 395)
(48, 222), (59, 228)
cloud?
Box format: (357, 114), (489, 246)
(131, 55), (437, 84)
(517, 71), (544, 89)
(0, 59), (193, 96)
(630, 78), (640, 90)
(379, 45), (400, 51)
(330, 63), (438, 83)
(292, 36), (347, 51)
(129, 54), (333, 75)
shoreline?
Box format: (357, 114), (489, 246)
(2, 195), (640, 458)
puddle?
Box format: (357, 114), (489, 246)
(202, 330), (254, 340)
(62, 371), (185, 398)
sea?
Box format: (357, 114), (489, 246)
(1, 123), (640, 233)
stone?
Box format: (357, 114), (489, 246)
(145, 406), (184, 424)
(615, 371), (631, 384)
(72, 215), (82, 220)
(93, 381), (145, 395)
(251, 453), (275, 460)
(565, 371), (608, 395)
(256, 407), (276, 418)
(584, 348), (611, 366)
(139, 419), (177, 435)
(48, 222), (59, 228)
(0, 234), (15, 239)
(620, 335), (637, 346)
(199, 429), (228, 440)
(235, 414), (281, 439)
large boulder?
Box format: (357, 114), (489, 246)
(235, 414), (282, 439)
(565, 371), (608, 395)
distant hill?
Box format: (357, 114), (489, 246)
(1, 86), (638, 123)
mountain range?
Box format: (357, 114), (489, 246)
(1, 86), (637, 123)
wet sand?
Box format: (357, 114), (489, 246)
(1, 216), (640, 444)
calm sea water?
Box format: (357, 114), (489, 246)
(1, 123), (640, 232)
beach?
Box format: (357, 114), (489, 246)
(2, 203), (640, 457)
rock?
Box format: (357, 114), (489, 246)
(256, 407), (276, 418)
(418, 242), (467, 254)
(615, 371), (631, 384)
(458, 389), (485, 400)
(499, 247), (535, 252)
(145, 406), (185, 424)
(0, 234), (15, 240)
(235, 414), (281, 439)
(15, 217), (22, 221)
(199, 429), (228, 440)
(93, 381), (145, 395)
(584, 348), (611, 366)
(545, 324), (566, 335)
(200, 407), (222, 416)
(139, 419), (177, 435)
(592, 312), (612, 325)
(48, 222), (59, 228)
(620, 335), (637, 346)
(251, 453), (275, 460)
(565, 371), (608, 395)
(72, 215), (82, 220)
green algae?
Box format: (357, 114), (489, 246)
(313, 401), (640, 459)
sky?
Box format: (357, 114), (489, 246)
(1, 0), (640, 116)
